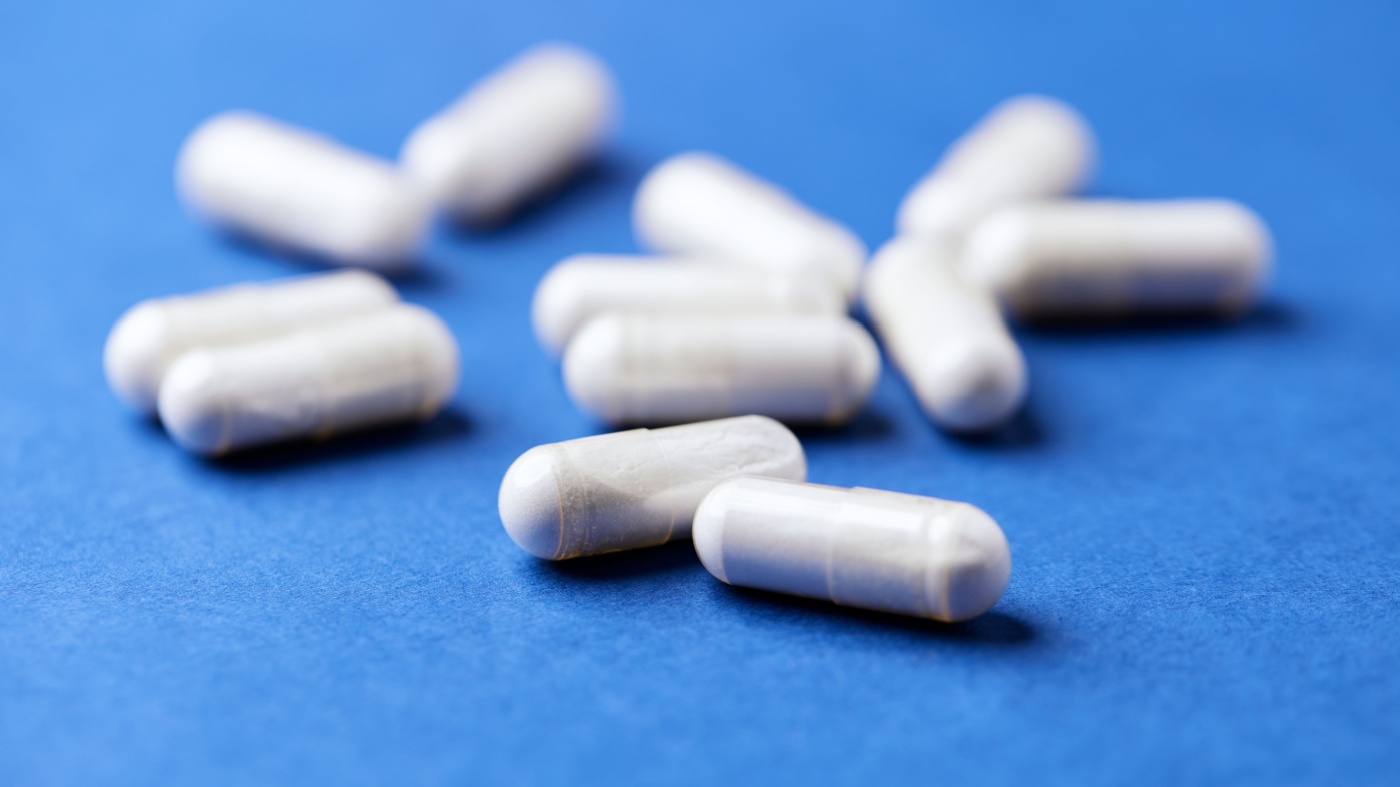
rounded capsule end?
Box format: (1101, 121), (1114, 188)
(959, 207), (1036, 309)
(929, 503), (1012, 622)
(561, 315), (627, 425)
(498, 445), (567, 560)
(157, 351), (230, 457)
(531, 257), (591, 357)
(691, 478), (738, 584)
(103, 301), (171, 416)
(911, 340), (1028, 433)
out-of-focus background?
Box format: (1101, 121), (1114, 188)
(1, 1), (1397, 784)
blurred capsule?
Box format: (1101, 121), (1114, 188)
(401, 43), (617, 224)
(633, 152), (867, 301)
(960, 199), (1273, 318)
(177, 111), (432, 271)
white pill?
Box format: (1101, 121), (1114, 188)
(104, 270), (400, 416)
(960, 199), (1274, 318)
(633, 152), (867, 301)
(400, 43), (617, 224)
(563, 313), (879, 427)
(177, 111), (433, 271)
(499, 416), (806, 560)
(693, 476), (1012, 622)
(532, 254), (846, 357)
(158, 304), (459, 456)
(864, 238), (1027, 432)
(897, 95), (1096, 243)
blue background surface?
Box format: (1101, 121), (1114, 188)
(2, 1), (1398, 784)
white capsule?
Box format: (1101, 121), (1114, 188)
(864, 238), (1027, 432)
(563, 313), (879, 427)
(897, 95), (1096, 243)
(960, 199), (1274, 318)
(633, 152), (867, 301)
(693, 476), (1012, 622)
(158, 304), (459, 456)
(177, 111), (433, 271)
(532, 254), (846, 357)
(104, 271), (400, 416)
(499, 416), (806, 560)
(400, 44), (617, 224)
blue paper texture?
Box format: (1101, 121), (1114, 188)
(1, 1), (1397, 784)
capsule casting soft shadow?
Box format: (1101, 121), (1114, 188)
(400, 43), (617, 225)
(563, 313), (880, 427)
(959, 199), (1274, 318)
(158, 305), (459, 456)
(104, 270), (399, 416)
(633, 152), (867, 301)
(177, 112), (433, 271)
(532, 254), (845, 357)
(896, 95), (1096, 243)
(863, 238), (1027, 432)
(499, 416), (806, 560)
(693, 476), (1012, 622)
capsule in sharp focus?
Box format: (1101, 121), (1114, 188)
(960, 199), (1274, 318)
(532, 254), (845, 357)
(158, 304), (459, 456)
(633, 152), (867, 301)
(400, 43), (617, 224)
(104, 270), (400, 416)
(896, 95), (1096, 243)
(176, 112), (432, 271)
(693, 476), (1012, 622)
(499, 416), (806, 560)
(863, 237), (1027, 432)
(563, 313), (880, 427)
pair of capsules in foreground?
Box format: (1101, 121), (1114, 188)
(500, 416), (1012, 624)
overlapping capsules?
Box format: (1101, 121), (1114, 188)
(109, 45), (1277, 623)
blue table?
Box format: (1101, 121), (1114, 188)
(2, 1), (1397, 783)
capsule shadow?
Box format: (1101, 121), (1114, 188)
(205, 406), (473, 472)
(790, 406), (898, 444)
(1014, 299), (1302, 339)
(942, 398), (1047, 450)
(533, 539), (703, 582)
(719, 583), (1039, 647)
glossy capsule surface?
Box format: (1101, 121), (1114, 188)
(499, 416), (806, 560)
(864, 238), (1027, 431)
(104, 270), (399, 415)
(693, 476), (1012, 622)
(531, 254), (844, 357)
(563, 313), (879, 427)
(158, 305), (459, 456)
(960, 199), (1273, 318)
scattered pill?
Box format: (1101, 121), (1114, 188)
(633, 152), (867, 301)
(177, 111), (433, 271)
(532, 254), (845, 357)
(897, 95), (1096, 243)
(864, 237), (1027, 431)
(104, 270), (399, 416)
(563, 313), (879, 427)
(960, 199), (1273, 318)
(693, 476), (1011, 622)
(401, 43), (617, 224)
(158, 304), (459, 456)
(499, 416), (806, 560)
